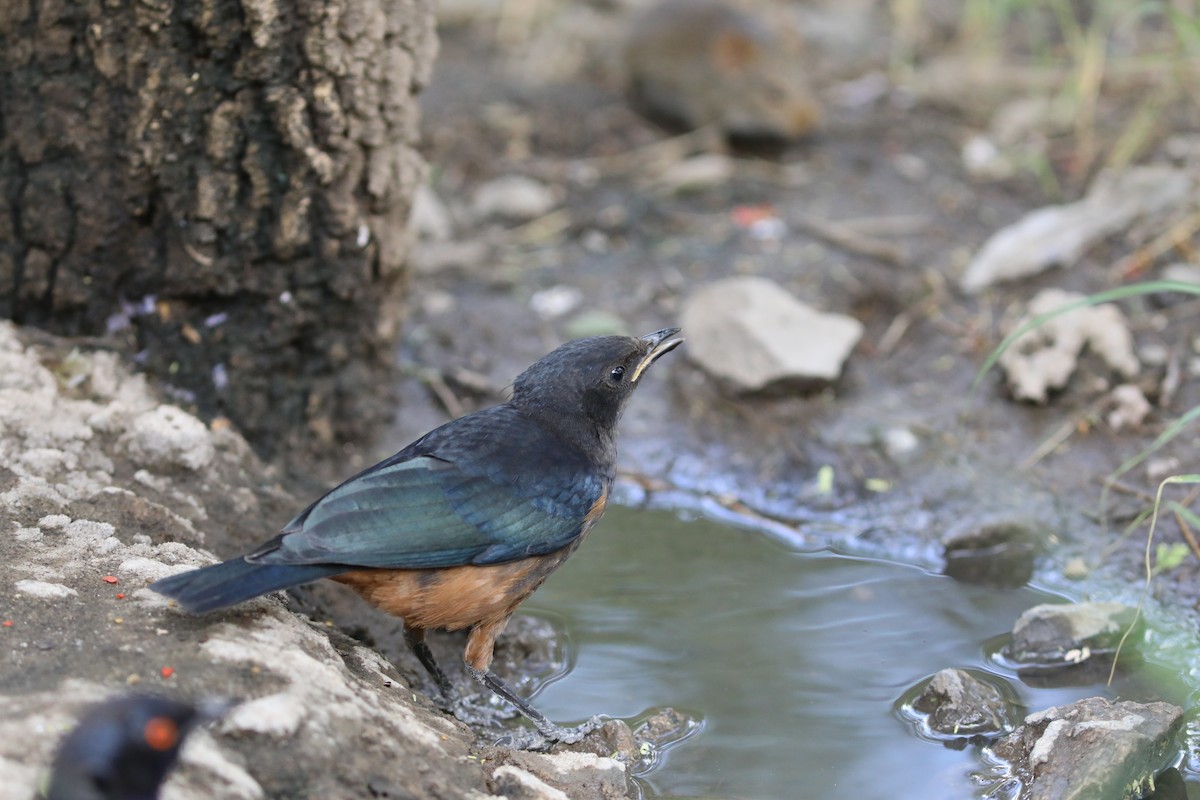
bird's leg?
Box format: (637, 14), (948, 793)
(402, 625), (455, 703)
(466, 664), (603, 747)
(464, 619), (603, 748)
(404, 623), (516, 729)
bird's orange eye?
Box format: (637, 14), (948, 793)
(610, 365), (625, 381)
(143, 717), (179, 751)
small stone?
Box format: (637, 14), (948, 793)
(123, 405), (215, 471)
(420, 290), (456, 317)
(962, 134), (1012, 180)
(892, 152), (929, 181)
(1137, 343), (1170, 367)
(680, 276), (863, 393)
(500, 749), (626, 800)
(37, 514), (72, 531)
(580, 230), (609, 254)
(911, 668), (1014, 737)
(1146, 457), (1182, 483)
(1106, 384), (1150, 431)
(635, 707), (698, 744)
(1161, 262), (1200, 285)
(880, 426), (920, 462)
(411, 240), (491, 275)
(491, 765), (571, 800)
(564, 719), (637, 762)
(654, 154), (735, 194)
(472, 175), (557, 221)
(998, 289), (1139, 404)
(943, 518), (1040, 588)
(1062, 558), (1090, 580)
(219, 693), (306, 737)
(1009, 602), (1140, 666)
(961, 166), (1193, 293)
(14, 580), (78, 599)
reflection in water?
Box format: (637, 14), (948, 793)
(521, 507), (1175, 800)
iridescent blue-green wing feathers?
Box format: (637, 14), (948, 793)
(253, 407), (606, 569)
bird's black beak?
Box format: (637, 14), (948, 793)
(632, 327), (683, 381)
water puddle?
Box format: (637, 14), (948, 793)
(521, 507), (1193, 799)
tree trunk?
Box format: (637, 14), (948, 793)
(0, 0), (437, 457)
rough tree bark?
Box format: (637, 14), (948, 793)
(0, 0), (437, 457)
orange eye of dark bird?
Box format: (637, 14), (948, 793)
(143, 717), (179, 751)
(610, 365), (625, 381)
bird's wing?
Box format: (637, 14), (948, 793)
(251, 450), (603, 570)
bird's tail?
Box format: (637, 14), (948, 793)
(151, 558), (346, 614)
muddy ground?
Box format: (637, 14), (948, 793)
(373, 8), (1200, 629)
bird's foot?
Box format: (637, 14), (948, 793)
(493, 715), (606, 751)
(446, 694), (516, 729)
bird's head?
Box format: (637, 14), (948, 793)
(46, 694), (227, 800)
(512, 327), (683, 435)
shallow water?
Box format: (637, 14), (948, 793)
(521, 507), (1187, 800)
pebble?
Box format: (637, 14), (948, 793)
(880, 426), (920, 462)
(14, 580), (78, 599)
(911, 668), (1013, 736)
(653, 154), (735, 194)
(472, 175), (557, 221)
(1008, 601), (1139, 666)
(680, 276), (863, 392)
(942, 517), (1040, 588)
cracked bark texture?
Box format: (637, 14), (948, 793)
(0, 0), (436, 456)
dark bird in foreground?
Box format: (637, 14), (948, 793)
(152, 328), (683, 745)
(44, 694), (215, 800)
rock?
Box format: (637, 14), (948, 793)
(680, 276), (863, 392)
(1062, 558), (1090, 580)
(472, 175), (558, 222)
(1146, 457), (1183, 484)
(560, 708), (701, 777)
(962, 134), (1012, 181)
(0, 321), (626, 800)
(122, 405), (216, 472)
(493, 765), (573, 800)
(635, 707), (700, 745)
(880, 426), (921, 463)
(911, 668), (1014, 737)
(652, 154), (735, 194)
(1145, 767), (1190, 800)
(566, 719), (639, 764)
(1161, 262), (1200, 286)
(942, 517), (1041, 588)
(412, 239), (491, 275)
(495, 749), (629, 800)
(998, 289), (1139, 404)
(961, 165), (1194, 293)
(14, 579), (78, 599)
(1106, 384), (1151, 431)
(990, 697), (1184, 800)
(1008, 601), (1141, 667)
